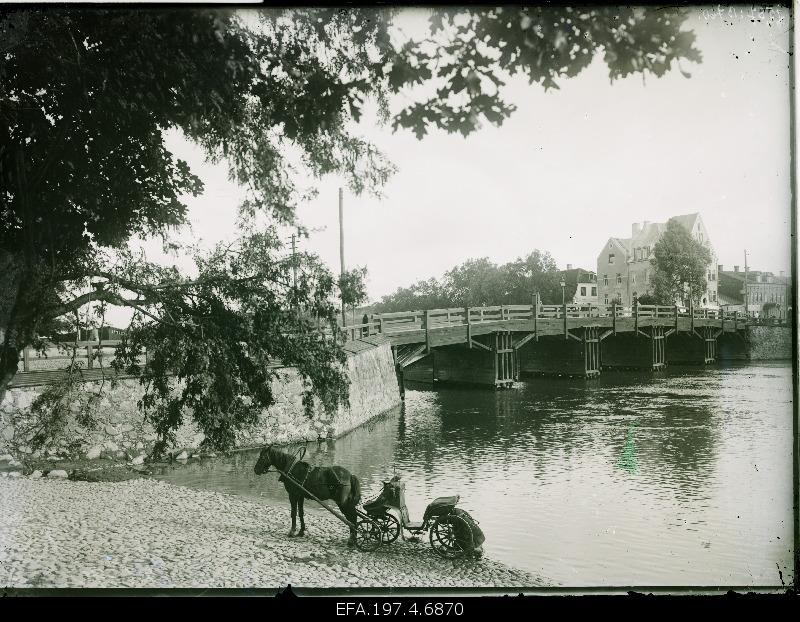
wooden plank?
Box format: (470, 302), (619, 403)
(470, 338), (492, 352)
(513, 332), (537, 351)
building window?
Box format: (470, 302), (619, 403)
(616, 273), (622, 285)
(603, 274), (608, 286)
(580, 286), (586, 296)
(592, 287), (597, 296)
(604, 294), (609, 304)
(608, 253), (615, 264)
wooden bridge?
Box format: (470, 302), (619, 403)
(9, 301), (758, 392)
(343, 300), (753, 388)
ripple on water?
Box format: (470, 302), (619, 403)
(152, 363), (793, 587)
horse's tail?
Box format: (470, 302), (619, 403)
(350, 474), (362, 506)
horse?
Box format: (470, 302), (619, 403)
(254, 445), (362, 545)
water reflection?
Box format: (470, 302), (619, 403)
(153, 362), (793, 587)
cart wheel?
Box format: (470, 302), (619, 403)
(374, 512), (401, 543)
(354, 518), (383, 552)
(429, 515), (468, 560)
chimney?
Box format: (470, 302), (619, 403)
(566, 263), (572, 270)
(632, 222), (641, 237)
(718, 264), (724, 273)
(734, 265), (739, 273)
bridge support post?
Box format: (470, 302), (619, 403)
(518, 328), (601, 378)
(601, 328), (665, 371)
(494, 331), (515, 388)
(666, 325), (717, 365)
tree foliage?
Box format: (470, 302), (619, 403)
(0, 6), (701, 454)
(338, 266), (369, 310)
(374, 250), (567, 312)
(650, 218), (712, 306)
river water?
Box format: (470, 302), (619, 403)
(152, 362), (794, 587)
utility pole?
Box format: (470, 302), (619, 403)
(291, 230), (298, 315)
(339, 187), (346, 327)
(744, 249), (749, 317)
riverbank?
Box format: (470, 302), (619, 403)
(0, 477), (546, 589)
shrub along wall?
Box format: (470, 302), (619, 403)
(0, 340), (401, 462)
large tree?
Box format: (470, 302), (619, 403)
(1, 6), (700, 453)
(650, 218), (713, 306)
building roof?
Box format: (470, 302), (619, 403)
(720, 270), (790, 285)
(670, 212), (701, 232)
(561, 267), (595, 285)
(603, 213), (703, 259)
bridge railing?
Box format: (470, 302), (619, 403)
(341, 302), (750, 341)
(17, 339), (149, 373)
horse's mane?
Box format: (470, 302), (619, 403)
(267, 447), (297, 471)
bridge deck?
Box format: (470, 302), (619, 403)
(344, 303), (750, 348)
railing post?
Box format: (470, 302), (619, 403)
(563, 299), (568, 340)
(690, 298), (694, 334)
(466, 306), (472, 348)
(425, 309), (431, 353)
(675, 304), (679, 333)
(534, 293), (539, 342)
(634, 300), (639, 336)
(22, 346), (30, 372)
(612, 301), (617, 335)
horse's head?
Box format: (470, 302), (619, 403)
(254, 444), (274, 475)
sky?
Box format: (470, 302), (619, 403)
(133, 5), (792, 315)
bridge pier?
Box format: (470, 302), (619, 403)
(601, 327), (666, 370)
(667, 327), (718, 365)
(425, 332), (516, 388)
(518, 328), (601, 378)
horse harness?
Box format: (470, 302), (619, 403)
(275, 447), (347, 497)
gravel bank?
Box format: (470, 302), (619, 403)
(0, 478), (546, 589)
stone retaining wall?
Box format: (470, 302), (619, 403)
(746, 325), (792, 360)
(0, 342), (401, 461)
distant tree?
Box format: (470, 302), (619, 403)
(636, 293), (659, 306)
(338, 266), (369, 324)
(650, 219), (712, 306)
(1, 6), (701, 452)
(375, 249), (567, 311)
(373, 278), (450, 313)
(500, 251), (564, 305)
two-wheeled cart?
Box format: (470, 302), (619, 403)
(362, 475), (485, 559)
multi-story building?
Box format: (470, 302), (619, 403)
(596, 213), (718, 308)
(562, 265), (598, 305)
(718, 265), (791, 319)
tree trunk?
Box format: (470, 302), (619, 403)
(0, 250), (33, 405)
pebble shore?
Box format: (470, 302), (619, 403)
(0, 478), (546, 589)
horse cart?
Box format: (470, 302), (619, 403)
(254, 446), (484, 558)
(363, 475), (485, 559)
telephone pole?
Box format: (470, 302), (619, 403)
(744, 249), (749, 317)
(339, 187), (346, 327)
(291, 230), (298, 314)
